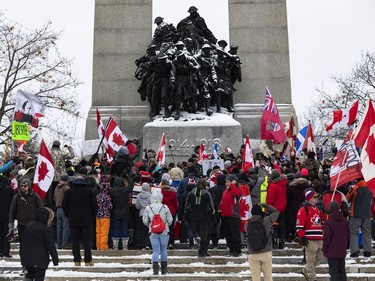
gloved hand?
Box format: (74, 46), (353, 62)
(11, 156), (20, 164)
(300, 236), (309, 247)
(6, 229), (14, 242)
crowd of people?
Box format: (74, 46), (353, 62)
(135, 6), (242, 120)
(0, 139), (373, 280)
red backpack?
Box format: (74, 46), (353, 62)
(150, 205), (166, 234)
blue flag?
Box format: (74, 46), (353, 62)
(296, 125), (308, 154)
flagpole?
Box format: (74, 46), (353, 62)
(95, 117), (112, 155)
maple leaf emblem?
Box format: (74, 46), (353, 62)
(14, 110), (23, 121)
(112, 133), (125, 146)
(365, 134), (375, 164)
(239, 197), (250, 218)
(38, 161), (51, 182)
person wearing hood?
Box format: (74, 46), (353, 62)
(96, 177), (113, 250)
(143, 191), (173, 275)
(323, 201), (349, 281)
(266, 169), (288, 249)
(53, 173), (71, 250)
(62, 176), (97, 266)
(18, 158), (35, 182)
(160, 175), (178, 249)
(136, 183), (152, 249)
(285, 173), (311, 242)
(0, 176), (15, 258)
(246, 203), (279, 281)
(185, 178), (214, 258)
(9, 178), (43, 252)
(21, 207), (58, 280)
(210, 173), (226, 248)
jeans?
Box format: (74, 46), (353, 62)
(149, 233), (169, 262)
(56, 207), (70, 247)
(110, 218), (129, 239)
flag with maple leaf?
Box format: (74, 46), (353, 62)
(13, 90), (45, 128)
(104, 118), (137, 161)
(198, 142), (210, 165)
(11, 175), (18, 192)
(242, 134), (254, 172)
(239, 183), (252, 232)
(330, 129), (362, 191)
(96, 108), (113, 160)
(33, 139), (54, 200)
(260, 87), (286, 143)
(326, 99), (359, 131)
(302, 122), (316, 153)
(156, 133), (166, 165)
(283, 114), (297, 157)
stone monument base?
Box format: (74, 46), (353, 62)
(143, 112), (243, 164)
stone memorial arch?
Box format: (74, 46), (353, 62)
(85, 0), (294, 159)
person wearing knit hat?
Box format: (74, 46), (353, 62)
(323, 201), (349, 281)
(54, 173), (71, 249)
(266, 168), (288, 249)
(301, 168), (309, 177)
(135, 182), (152, 250)
(296, 187), (324, 281)
(247, 203), (279, 281)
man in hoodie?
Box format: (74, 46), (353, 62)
(136, 183), (152, 249)
(185, 179), (214, 257)
(53, 173), (71, 250)
(210, 174), (226, 248)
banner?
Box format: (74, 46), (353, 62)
(13, 90), (45, 128)
(202, 159), (224, 176)
(11, 121), (30, 141)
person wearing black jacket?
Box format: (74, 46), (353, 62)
(21, 207), (58, 281)
(210, 174), (226, 248)
(62, 176), (97, 266)
(0, 176), (15, 258)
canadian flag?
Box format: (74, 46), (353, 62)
(96, 109), (110, 156)
(326, 100), (359, 131)
(354, 99), (375, 187)
(242, 134), (254, 172)
(302, 122), (315, 153)
(198, 142), (210, 165)
(33, 140), (54, 200)
(239, 183), (252, 232)
(11, 175), (18, 192)
(156, 133), (166, 165)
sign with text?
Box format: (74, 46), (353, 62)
(11, 121), (30, 141)
(82, 139), (101, 156)
(201, 159), (224, 176)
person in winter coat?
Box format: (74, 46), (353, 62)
(136, 183), (152, 249)
(210, 173), (226, 248)
(96, 179), (113, 250)
(218, 174), (243, 257)
(0, 176), (15, 258)
(109, 176), (133, 250)
(21, 207), (58, 281)
(143, 191), (173, 275)
(53, 173), (71, 249)
(185, 178), (214, 257)
(346, 178), (372, 258)
(323, 201), (350, 281)
(285, 173), (310, 242)
(266, 169), (288, 249)
(296, 189), (324, 281)
(9, 178), (43, 252)
(246, 203), (279, 281)
(62, 176), (97, 266)
(160, 177), (178, 249)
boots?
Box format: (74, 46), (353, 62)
(278, 238), (285, 249)
(152, 262), (159, 275)
(205, 98), (213, 116)
(161, 261), (168, 275)
(174, 103), (181, 120)
(121, 237), (129, 250)
(163, 97), (171, 118)
(272, 238), (278, 250)
(112, 238), (119, 250)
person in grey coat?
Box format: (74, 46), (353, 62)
(136, 183), (152, 249)
(246, 203), (279, 281)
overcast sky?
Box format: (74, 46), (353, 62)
(1, 0), (375, 129)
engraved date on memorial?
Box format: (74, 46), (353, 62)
(168, 138), (221, 152)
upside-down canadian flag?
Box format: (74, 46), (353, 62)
(33, 139), (54, 200)
(326, 100), (359, 131)
(198, 142), (210, 165)
(261, 87), (286, 143)
(242, 134), (254, 172)
(354, 99), (375, 190)
(156, 133), (166, 165)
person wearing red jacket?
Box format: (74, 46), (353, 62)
(296, 189), (324, 281)
(161, 178), (178, 249)
(266, 169), (287, 249)
(218, 174), (243, 257)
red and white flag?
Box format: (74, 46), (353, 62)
(326, 100), (359, 131)
(239, 183), (252, 232)
(13, 90), (46, 128)
(284, 115), (297, 157)
(33, 140), (54, 200)
(330, 129), (362, 190)
(242, 134), (254, 172)
(156, 133), (166, 165)
(198, 142), (210, 165)
(354, 99), (375, 187)
(261, 87), (286, 143)
(96, 108), (109, 156)
(11, 175), (18, 192)
(302, 122), (315, 153)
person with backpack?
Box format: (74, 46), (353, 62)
(246, 203), (279, 281)
(143, 190), (173, 275)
